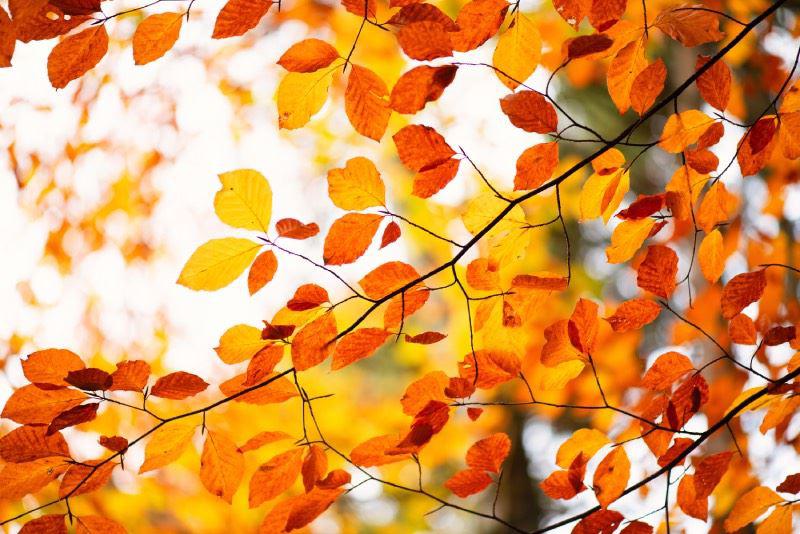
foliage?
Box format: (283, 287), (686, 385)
(2, 0), (800, 533)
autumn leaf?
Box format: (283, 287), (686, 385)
(556, 429), (610, 469)
(724, 486), (783, 532)
(449, 0), (508, 52)
(636, 245), (678, 298)
(345, 65), (391, 141)
(133, 12), (183, 65)
(19, 515), (66, 534)
(21, 348), (85, 387)
(139, 422), (197, 473)
(492, 13), (541, 89)
(200, 430), (245, 503)
(109, 360), (151, 392)
(59, 460), (116, 498)
(323, 213), (382, 265)
(515, 142), (559, 191)
(214, 169), (272, 232)
(248, 250), (278, 295)
(640, 352), (694, 391)
(654, 6), (724, 47)
(0, 425), (70, 463)
(291, 312), (337, 371)
(178, 238), (262, 291)
(390, 65), (457, 114)
(249, 448), (304, 507)
(47, 25), (108, 89)
(499, 90), (558, 133)
(607, 38), (647, 114)
(659, 110), (715, 153)
(444, 468), (493, 497)
(465, 432), (510, 473)
(593, 446), (630, 507)
(327, 157), (385, 210)
(276, 70), (333, 130)
(1, 385), (86, 425)
(696, 55), (731, 111)
(698, 229), (725, 283)
(630, 59), (666, 116)
(721, 270), (767, 319)
(75, 516), (126, 534)
(606, 218), (655, 264)
(278, 39), (339, 73)
(212, 0), (271, 39)
(150, 371), (209, 400)
(331, 328), (391, 370)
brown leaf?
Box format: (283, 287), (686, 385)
(65, 368), (112, 391)
(0, 6), (14, 67)
(567, 34), (613, 59)
(405, 331), (447, 345)
(98, 435), (129, 453)
(573, 509), (624, 534)
(150, 371), (209, 400)
(777, 473), (800, 494)
(47, 402), (99, 435)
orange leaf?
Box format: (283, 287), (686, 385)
(380, 221), (402, 248)
(132, 12), (182, 65)
(696, 55), (731, 111)
(696, 181), (738, 233)
(345, 65), (391, 141)
(275, 218), (319, 240)
(593, 447), (630, 507)
(0, 457), (68, 500)
(65, 368), (112, 391)
(466, 258), (500, 290)
(249, 448), (304, 507)
(499, 90), (558, 133)
(412, 158), (460, 198)
(556, 429), (610, 468)
(22, 348), (85, 387)
(248, 250), (278, 296)
(449, 0), (508, 52)
(323, 213), (382, 265)
(721, 270), (767, 319)
(640, 352), (694, 391)
(287, 284), (329, 311)
(238, 430), (292, 453)
(19, 515), (66, 534)
(457, 349), (521, 389)
(607, 38), (647, 114)
(277, 39), (338, 73)
(317, 469), (351, 489)
(698, 228), (725, 283)
(98, 435), (128, 453)
(393, 124), (455, 172)
(291, 312), (337, 371)
(359, 261), (420, 299)
(1, 385), (86, 425)
(0, 425), (70, 463)
(654, 5), (724, 47)
(212, 0), (271, 39)
(606, 217), (655, 264)
(553, 0), (589, 29)
(630, 58), (666, 116)
(605, 298), (661, 332)
(724, 486), (783, 532)
(400, 371), (449, 416)
(573, 510), (624, 534)
(636, 245), (678, 298)
(47, 402), (99, 435)
(568, 298), (599, 354)
(390, 65), (457, 114)
(301, 444), (328, 492)
(465, 432), (510, 473)
(659, 110), (714, 153)
(283, 487), (344, 531)
(59, 460), (116, 498)
(404, 331), (447, 345)
(397, 21), (453, 60)
(444, 468), (493, 497)
(588, 0), (626, 31)
(729, 313), (757, 345)
(678, 474), (708, 520)
(566, 34), (613, 59)
(47, 25), (108, 89)
(200, 430), (245, 503)
(350, 433), (409, 467)
(75, 516), (126, 534)
(331, 328), (391, 370)
(109, 360), (151, 391)
(693, 451), (733, 498)
(514, 142), (559, 190)
(150, 371), (209, 400)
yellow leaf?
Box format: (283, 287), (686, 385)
(756, 502), (792, 534)
(698, 229), (724, 283)
(214, 324), (270, 364)
(724, 486), (783, 532)
(132, 12), (183, 65)
(659, 110), (715, 153)
(178, 238), (261, 291)
(556, 429), (610, 468)
(214, 169), (272, 231)
(606, 218), (655, 264)
(139, 422), (197, 473)
(492, 13), (541, 90)
(327, 157), (386, 210)
(276, 70), (333, 130)
(580, 168), (629, 222)
(200, 430), (245, 503)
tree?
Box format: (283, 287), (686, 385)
(1, 0), (800, 532)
